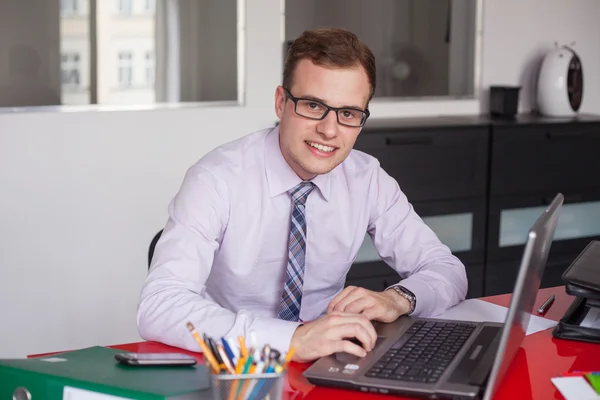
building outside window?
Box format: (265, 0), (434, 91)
(145, 51), (155, 86)
(61, 53), (81, 86)
(61, 0), (78, 14)
(117, 0), (133, 15)
(145, 0), (156, 13)
(117, 51), (133, 87)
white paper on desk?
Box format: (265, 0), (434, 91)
(581, 307), (600, 329)
(431, 299), (557, 336)
(63, 387), (130, 400)
(550, 376), (600, 400)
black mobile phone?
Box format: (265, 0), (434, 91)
(115, 352), (197, 366)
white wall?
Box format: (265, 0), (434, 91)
(0, 0), (599, 358)
(480, 0), (600, 114)
(0, 0), (282, 358)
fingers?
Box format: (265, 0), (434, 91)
(336, 339), (367, 357)
(327, 286), (356, 313)
(326, 314), (377, 350)
(291, 313), (379, 362)
(360, 306), (383, 322)
(330, 287), (371, 314)
(343, 297), (373, 314)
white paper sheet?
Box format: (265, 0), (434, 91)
(431, 299), (557, 336)
(63, 387), (131, 400)
(581, 307), (600, 329)
(550, 376), (600, 400)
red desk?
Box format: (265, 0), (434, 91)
(33, 287), (600, 399)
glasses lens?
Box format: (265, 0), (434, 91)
(295, 99), (327, 119)
(337, 109), (366, 127)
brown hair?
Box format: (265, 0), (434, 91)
(283, 28), (376, 103)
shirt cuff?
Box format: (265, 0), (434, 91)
(393, 278), (433, 317)
(249, 317), (301, 355)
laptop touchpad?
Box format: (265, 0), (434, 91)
(335, 337), (386, 364)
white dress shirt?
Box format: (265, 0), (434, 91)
(137, 126), (467, 354)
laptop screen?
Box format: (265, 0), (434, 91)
(482, 193), (563, 400)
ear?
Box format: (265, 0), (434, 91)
(274, 86), (286, 120)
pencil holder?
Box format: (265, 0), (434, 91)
(210, 372), (285, 400)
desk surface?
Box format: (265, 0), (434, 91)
(32, 287), (599, 400)
(105, 287), (600, 400)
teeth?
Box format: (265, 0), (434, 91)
(307, 141), (335, 152)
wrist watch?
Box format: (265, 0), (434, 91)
(387, 284), (416, 315)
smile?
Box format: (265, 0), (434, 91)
(306, 141), (336, 153)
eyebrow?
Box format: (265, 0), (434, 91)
(300, 93), (365, 111)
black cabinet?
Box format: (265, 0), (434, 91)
(355, 118), (489, 202)
(349, 113), (600, 298)
(349, 117), (490, 298)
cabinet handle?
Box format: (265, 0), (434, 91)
(545, 130), (593, 139)
(385, 136), (433, 146)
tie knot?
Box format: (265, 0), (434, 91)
(289, 182), (315, 205)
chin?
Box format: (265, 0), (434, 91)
(302, 160), (340, 177)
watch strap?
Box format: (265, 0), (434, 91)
(387, 284), (416, 315)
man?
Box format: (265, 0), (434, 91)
(137, 28), (467, 363)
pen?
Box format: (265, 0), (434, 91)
(217, 344), (236, 374)
(205, 335), (227, 372)
(283, 347), (295, 368)
(186, 322), (221, 374)
(537, 294), (555, 315)
(238, 336), (249, 360)
(221, 337), (236, 365)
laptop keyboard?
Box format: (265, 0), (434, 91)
(365, 321), (476, 384)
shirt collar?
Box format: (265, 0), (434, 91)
(264, 126), (331, 202)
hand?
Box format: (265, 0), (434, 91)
(327, 286), (410, 323)
(289, 312), (377, 363)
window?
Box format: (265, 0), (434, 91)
(61, 0), (78, 14)
(117, 52), (133, 87)
(1, 0), (241, 107)
(285, 0), (477, 100)
(61, 53), (81, 86)
(145, 0), (156, 13)
(145, 51), (155, 86)
(117, 0), (133, 15)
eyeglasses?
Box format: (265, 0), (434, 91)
(283, 87), (370, 128)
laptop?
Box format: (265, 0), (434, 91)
(304, 193), (564, 400)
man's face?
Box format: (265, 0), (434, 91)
(275, 59), (371, 181)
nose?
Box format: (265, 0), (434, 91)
(316, 110), (339, 139)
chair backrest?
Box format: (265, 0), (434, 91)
(148, 229), (163, 269)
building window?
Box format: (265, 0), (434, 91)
(145, 0), (156, 13)
(145, 51), (155, 86)
(117, 0), (133, 15)
(61, 53), (81, 86)
(61, 0), (78, 14)
(117, 51), (133, 87)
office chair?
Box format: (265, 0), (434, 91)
(148, 229), (163, 268)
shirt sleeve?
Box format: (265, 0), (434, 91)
(136, 164), (300, 353)
(367, 164), (468, 317)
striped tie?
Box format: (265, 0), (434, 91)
(277, 182), (315, 322)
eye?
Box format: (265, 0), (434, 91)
(307, 102), (321, 110)
(341, 110), (357, 120)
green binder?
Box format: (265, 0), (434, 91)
(0, 346), (212, 399)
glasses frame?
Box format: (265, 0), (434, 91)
(283, 87), (370, 127)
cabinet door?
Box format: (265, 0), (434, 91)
(490, 122), (600, 196)
(355, 126), (489, 202)
(354, 198), (486, 266)
(349, 199), (485, 298)
(345, 262), (483, 299)
(485, 253), (577, 296)
(487, 191), (600, 262)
